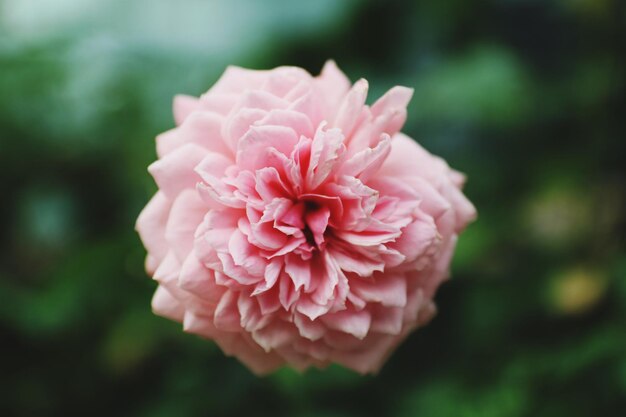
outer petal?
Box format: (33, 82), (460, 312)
(148, 143), (207, 198)
(165, 189), (208, 261)
(157, 112), (232, 158)
(152, 285), (185, 322)
(178, 251), (224, 304)
(350, 272), (408, 308)
(209, 66), (271, 95)
(315, 60), (351, 118)
(332, 79), (368, 138)
(321, 309), (372, 340)
(173, 94), (200, 126)
(380, 133), (449, 182)
(136, 192), (171, 272)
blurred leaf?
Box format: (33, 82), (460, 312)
(411, 46), (533, 128)
(100, 307), (165, 375)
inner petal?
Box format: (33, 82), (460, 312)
(304, 204), (330, 247)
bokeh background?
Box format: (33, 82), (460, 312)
(1, 0), (625, 416)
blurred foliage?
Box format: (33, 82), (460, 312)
(1, 0), (625, 416)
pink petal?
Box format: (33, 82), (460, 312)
(194, 209), (240, 269)
(152, 251), (181, 286)
(331, 334), (397, 374)
(255, 167), (293, 201)
(344, 86), (412, 155)
(165, 111), (233, 158)
(178, 251), (224, 304)
(237, 292), (271, 332)
(327, 244), (384, 277)
(321, 309), (372, 340)
(200, 209), (239, 248)
(219, 338), (284, 375)
(294, 313), (326, 341)
(306, 125), (345, 190)
(252, 321), (296, 352)
(288, 89), (323, 127)
(194, 151), (233, 182)
(449, 169), (467, 187)
(332, 78), (368, 138)
(148, 143), (207, 198)
(334, 227), (402, 247)
(350, 272), (408, 308)
(390, 216), (439, 265)
(165, 189), (207, 261)
(135, 192), (171, 269)
(194, 152), (240, 208)
(236, 125), (299, 171)
(279, 273), (299, 311)
(231, 89), (289, 113)
(254, 285), (282, 315)
(183, 310), (219, 339)
(199, 93), (238, 115)
(261, 66), (312, 97)
(347, 108), (403, 154)
(296, 297), (332, 321)
(209, 66), (270, 94)
(152, 285), (185, 322)
(292, 339), (331, 362)
(370, 86), (414, 118)
(309, 253), (340, 305)
(217, 252), (264, 286)
(441, 181), (478, 230)
(173, 94), (200, 126)
(249, 218), (289, 251)
(380, 133), (449, 181)
(284, 253), (311, 291)
(315, 60), (351, 117)
(339, 134), (391, 182)
(228, 229), (266, 277)
(256, 109), (315, 139)
(224, 108), (267, 150)
(213, 290), (242, 331)
(369, 305), (404, 335)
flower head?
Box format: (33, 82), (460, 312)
(136, 61), (476, 374)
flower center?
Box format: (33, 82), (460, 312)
(302, 200), (321, 248)
(281, 196), (331, 259)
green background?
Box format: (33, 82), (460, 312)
(1, 0), (625, 416)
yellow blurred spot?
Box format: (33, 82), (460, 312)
(550, 267), (608, 315)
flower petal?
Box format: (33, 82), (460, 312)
(332, 78), (368, 137)
(148, 143), (207, 198)
(173, 94), (200, 126)
(321, 309), (372, 340)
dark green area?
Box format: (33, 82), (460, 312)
(1, 0), (625, 416)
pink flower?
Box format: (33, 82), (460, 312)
(136, 61), (476, 374)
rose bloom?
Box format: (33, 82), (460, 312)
(136, 61), (476, 374)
